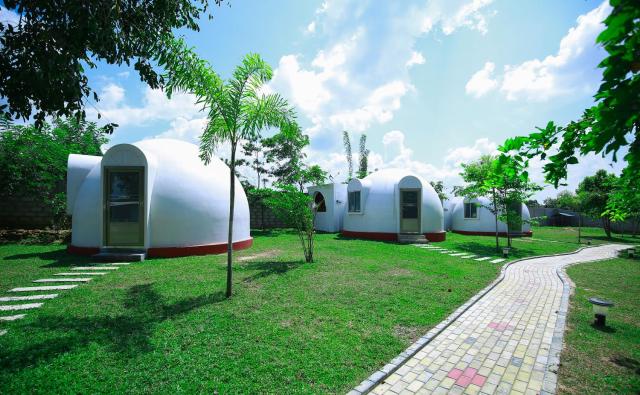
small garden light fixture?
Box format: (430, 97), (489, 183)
(628, 247), (636, 258)
(502, 247), (511, 258)
(588, 297), (614, 327)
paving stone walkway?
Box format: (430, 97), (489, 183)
(358, 244), (627, 395)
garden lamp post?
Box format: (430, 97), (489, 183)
(588, 297), (614, 327)
(502, 247), (510, 258)
(628, 247), (636, 258)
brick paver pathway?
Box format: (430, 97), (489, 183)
(367, 244), (627, 395)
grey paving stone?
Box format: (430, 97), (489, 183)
(0, 294), (58, 302)
(9, 285), (78, 292)
(55, 272), (107, 276)
(110, 263), (131, 266)
(0, 303), (43, 311)
(72, 266), (118, 270)
(474, 256), (492, 261)
(33, 278), (92, 283)
(491, 258), (507, 263)
(460, 255), (477, 259)
(0, 329), (6, 336)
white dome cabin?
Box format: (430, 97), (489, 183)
(66, 139), (252, 257)
(445, 197), (532, 237)
(340, 169), (446, 242)
(307, 183), (347, 233)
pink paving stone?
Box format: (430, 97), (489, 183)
(447, 368), (463, 379)
(471, 374), (487, 387)
(456, 375), (472, 387)
(463, 367), (477, 377)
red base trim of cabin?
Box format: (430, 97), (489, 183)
(67, 238), (253, 258)
(340, 230), (447, 242)
(425, 232), (446, 242)
(147, 238), (253, 257)
(451, 230), (533, 237)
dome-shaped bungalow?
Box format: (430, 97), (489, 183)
(66, 139), (252, 257)
(447, 197), (532, 237)
(341, 169), (445, 242)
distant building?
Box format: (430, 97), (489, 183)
(309, 169), (446, 242)
(444, 197), (532, 237)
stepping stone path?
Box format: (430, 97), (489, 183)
(413, 244), (502, 264)
(0, 303), (43, 311)
(0, 314), (26, 321)
(9, 285), (78, 292)
(1, 262), (130, 329)
(358, 244), (627, 395)
(0, 294), (58, 302)
(33, 278), (93, 283)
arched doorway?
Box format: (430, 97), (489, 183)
(314, 192), (327, 212)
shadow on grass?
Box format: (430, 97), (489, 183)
(2, 247), (93, 268)
(250, 229), (298, 238)
(237, 260), (305, 282)
(444, 241), (541, 259)
(0, 284), (225, 373)
(332, 233), (398, 246)
(590, 323), (617, 333)
(611, 355), (640, 375)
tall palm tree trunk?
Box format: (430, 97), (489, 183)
(226, 143), (237, 298)
(492, 189), (499, 251)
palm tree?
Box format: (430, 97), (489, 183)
(161, 37), (295, 297)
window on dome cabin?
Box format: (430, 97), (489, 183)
(348, 191), (361, 213)
(314, 192), (327, 212)
(464, 202), (478, 219)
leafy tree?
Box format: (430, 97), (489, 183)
(297, 165), (328, 192)
(604, 173), (640, 236)
(500, 1), (639, 188)
(242, 138), (268, 189)
(162, 38), (294, 298)
(453, 155), (502, 250)
(0, 0), (224, 130)
(0, 117), (108, 227)
(544, 190), (580, 210)
(265, 184), (317, 263)
(343, 131), (353, 181)
(263, 123), (308, 188)
(429, 181), (448, 203)
(576, 169), (618, 238)
(526, 199), (541, 208)
(357, 134), (369, 179)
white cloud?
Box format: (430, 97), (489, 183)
(88, 84), (202, 127)
(465, 62), (498, 98)
(155, 117), (208, 143)
(0, 6), (20, 26)
(406, 51), (426, 68)
(499, 1), (611, 101)
(441, 0), (494, 35)
(306, 21), (316, 34)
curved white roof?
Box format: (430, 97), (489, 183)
(68, 138), (250, 249)
(343, 168), (444, 234)
(448, 196), (531, 233)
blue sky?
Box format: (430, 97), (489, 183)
(1, 0), (626, 200)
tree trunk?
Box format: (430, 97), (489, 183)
(602, 217), (612, 239)
(492, 189), (499, 252)
(226, 143), (237, 298)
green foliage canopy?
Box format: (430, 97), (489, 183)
(0, 118), (108, 226)
(0, 1), (223, 131)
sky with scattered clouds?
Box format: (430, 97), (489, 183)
(2, 0), (626, 200)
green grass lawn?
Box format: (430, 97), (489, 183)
(558, 258), (640, 395)
(0, 226), (628, 393)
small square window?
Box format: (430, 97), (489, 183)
(464, 202), (478, 219)
(348, 191), (361, 213)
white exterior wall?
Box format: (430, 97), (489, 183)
(66, 154), (101, 215)
(342, 169), (444, 234)
(69, 139), (250, 249)
(308, 183), (347, 232)
(449, 197), (531, 233)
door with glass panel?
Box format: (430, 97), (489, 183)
(400, 189), (420, 233)
(104, 167), (144, 246)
